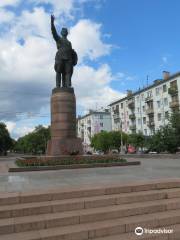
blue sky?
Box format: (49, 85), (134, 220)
(0, 0), (180, 138)
(87, 0), (180, 90)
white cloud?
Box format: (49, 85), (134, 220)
(0, 0), (20, 7)
(12, 126), (35, 139)
(30, 0), (97, 18)
(69, 19), (111, 63)
(10, 7), (51, 40)
(0, 3), (124, 138)
(32, 0), (74, 16)
(73, 64), (124, 110)
(5, 121), (16, 133)
(0, 8), (15, 23)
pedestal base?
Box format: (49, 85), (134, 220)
(46, 138), (83, 156)
(46, 87), (83, 156)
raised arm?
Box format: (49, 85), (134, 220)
(51, 15), (59, 42)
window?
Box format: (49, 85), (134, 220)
(138, 107), (140, 113)
(100, 115), (103, 119)
(163, 84), (167, 92)
(114, 105), (119, 114)
(164, 98), (168, 106)
(138, 118), (141, 125)
(100, 122), (103, 127)
(147, 90), (152, 97)
(142, 106), (145, 112)
(114, 119), (120, 124)
(143, 117), (146, 124)
(165, 111), (169, 119)
(136, 96), (140, 102)
(141, 94), (144, 100)
(157, 100), (161, 108)
(158, 113), (161, 121)
(156, 87), (160, 96)
(144, 129), (147, 135)
(170, 80), (177, 88)
(121, 103), (123, 109)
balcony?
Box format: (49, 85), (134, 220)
(147, 120), (155, 128)
(87, 126), (91, 132)
(129, 124), (136, 131)
(146, 108), (154, 115)
(169, 100), (179, 109)
(168, 86), (178, 96)
(128, 98), (135, 109)
(113, 113), (120, 120)
(129, 113), (136, 120)
(87, 120), (91, 126)
(145, 96), (153, 102)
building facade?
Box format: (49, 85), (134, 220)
(110, 71), (180, 136)
(77, 110), (112, 152)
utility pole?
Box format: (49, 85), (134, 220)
(120, 120), (123, 154)
(147, 75), (149, 87)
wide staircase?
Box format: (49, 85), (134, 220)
(0, 180), (180, 240)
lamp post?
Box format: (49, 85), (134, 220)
(120, 120), (123, 154)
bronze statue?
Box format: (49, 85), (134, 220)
(51, 15), (78, 88)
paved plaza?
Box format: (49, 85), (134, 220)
(0, 155), (180, 192)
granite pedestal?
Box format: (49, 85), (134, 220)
(47, 88), (83, 155)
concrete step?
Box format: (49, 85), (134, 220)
(0, 180), (180, 206)
(0, 187), (180, 219)
(1, 208), (180, 240)
(1, 197), (180, 235)
(94, 223), (180, 239)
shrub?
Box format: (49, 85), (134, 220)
(15, 156), (127, 167)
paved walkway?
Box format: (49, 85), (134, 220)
(0, 156), (180, 192)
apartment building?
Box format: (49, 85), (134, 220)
(109, 71), (180, 136)
(77, 110), (112, 152)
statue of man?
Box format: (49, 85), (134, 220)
(51, 15), (77, 88)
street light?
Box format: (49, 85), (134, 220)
(120, 119), (123, 154)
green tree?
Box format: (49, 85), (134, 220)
(146, 111), (180, 153)
(91, 131), (111, 153)
(170, 111), (180, 144)
(147, 125), (178, 153)
(0, 122), (13, 155)
(109, 131), (128, 149)
(14, 125), (50, 154)
(128, 132), (145, 150)
(91, 131), (128, 153)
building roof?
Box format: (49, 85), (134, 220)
(109, 71), (180, 106)
(78, 111), (110, 120)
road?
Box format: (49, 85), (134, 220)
(0, 154), (180, 192)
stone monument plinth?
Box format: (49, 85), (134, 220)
(46, 87), (83, 155)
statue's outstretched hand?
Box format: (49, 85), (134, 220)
(51, 14), (55, 22)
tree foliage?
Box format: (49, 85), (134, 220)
(170, 111), (180, 143)
(147, 125), (178, 153)
(0, 122), (13, 155)
(145, 112), (180, 153)
(91, 131), (128, 153)
(127, 132), (145, 149)
(14, 125), (50, 154)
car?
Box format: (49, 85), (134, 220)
(127, 145), (136, 154)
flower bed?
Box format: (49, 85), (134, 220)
(15, 155), (127, 167)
